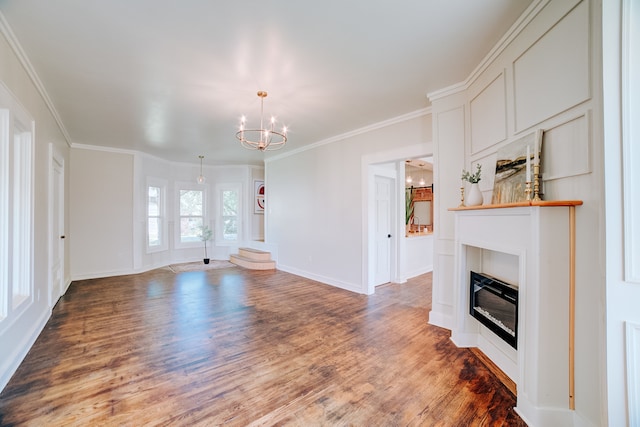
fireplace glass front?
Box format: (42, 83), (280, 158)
(469, 271), (518, 349)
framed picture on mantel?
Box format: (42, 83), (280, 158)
(491, 130), (542, 205)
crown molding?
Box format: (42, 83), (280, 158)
(427, 0), (550, 102)
(0, 11), (72, 147)
(70, 142), (137, 156)
(265, 106), (432, 164)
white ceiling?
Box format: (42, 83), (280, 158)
(0, 0), (533, 166)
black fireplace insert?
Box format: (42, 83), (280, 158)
(469, 271), (518, 349)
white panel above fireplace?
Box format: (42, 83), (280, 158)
(481, 249), (519, 286)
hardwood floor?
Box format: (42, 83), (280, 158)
(0, 266), (526, 426)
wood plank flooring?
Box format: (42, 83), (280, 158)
(0, 266), (526, 426)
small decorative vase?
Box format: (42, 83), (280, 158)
(466, 183), (483, 206)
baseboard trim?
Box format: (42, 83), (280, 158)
(0, 307), (51, 393)
(277, 264), (364, 294)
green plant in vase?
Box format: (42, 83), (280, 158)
(461, 163), (482, 184)
(461, 164), (483, 206)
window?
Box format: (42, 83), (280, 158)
(0, 109), (8, 321)
(148, 186), (161, 246)
(217, 183), (241, 244)
(0, 84), (34, 329)
(11, 125), (32, 308)
(178, 188), (205, 245)
(146, 178), (167, 252)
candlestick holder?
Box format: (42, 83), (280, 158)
(459, 186), (466, 207)
(532, 164), (542, 201)
(525, 181), (532, 201)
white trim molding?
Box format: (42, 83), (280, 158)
(622, 0), (640, 283)
(626, 321), (640, 426)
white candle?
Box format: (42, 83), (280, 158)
(534, 135), (539, 166)
(526, 146), (531, 182)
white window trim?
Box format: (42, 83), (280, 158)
(0, 109), (9, 322)
(174, 181), (208, 250)
(146, 177), (168, 254)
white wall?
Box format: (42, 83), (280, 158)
(266, 113), (432, 293)
(70, 148), (134, 279)
(70, 147), (263, 278)
(428, 0), (604, 425)
(404, 235), (433, 280)
(0, 21), (70, 390)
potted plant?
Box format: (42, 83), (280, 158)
(199, 225), (213, 264)
(405, 188), (414, 235)
(461, 164), (483, 206)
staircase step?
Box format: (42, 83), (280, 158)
(230, 254), (276, 270)
(238, 247), (272, 261)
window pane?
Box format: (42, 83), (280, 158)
(180, 190), (203, 216)
(148, 186), (160, 216)
(180, 217), (203, 243)
(148, 217), (160, 246)
(222, 190), (238, 216)
(223, 217), (238, 240)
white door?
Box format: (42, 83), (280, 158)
(374, 175), (392, 286)
(50, 153), (65, 306)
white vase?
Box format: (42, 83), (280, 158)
(466, 183), (483, 206)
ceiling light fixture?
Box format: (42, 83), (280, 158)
(419, 163), (426, 186)
(197, 155), (206, 184)
(405, 160), (413, 184)
(236, 91), (287, 151)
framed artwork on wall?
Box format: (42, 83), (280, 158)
(254, 180), (265, 214)
(491, 129), (542, 204)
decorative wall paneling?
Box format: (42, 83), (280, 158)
(513, 0), (590, 133)
(429, 104), (465, 330)
(541, 112), (591, 181)
(434, 106), (466, 240)
(470, 72), (507, 155)
(469, 152), (497, 196)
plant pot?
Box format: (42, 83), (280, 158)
(203, 258), (210, 264)
(466, 183), (484, 206)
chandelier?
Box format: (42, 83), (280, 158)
(236, 91), (287, 151)
(197, 155), (205, 184)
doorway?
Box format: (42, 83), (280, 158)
(365, 152), (434, 295)
(367, 165), (398, 293)
(373, 174), (393, 286)
(49, 146), (65, 307)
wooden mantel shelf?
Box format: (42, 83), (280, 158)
(449, 200), (583, 211)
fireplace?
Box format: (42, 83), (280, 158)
(469, 271), (518, 349)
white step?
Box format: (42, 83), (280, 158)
(238, 247), (273, 262)
(229, 254), (276, 270)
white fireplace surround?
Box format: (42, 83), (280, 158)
(451, 203), (580, 426)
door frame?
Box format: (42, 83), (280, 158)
(362, 144), (433, 295)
